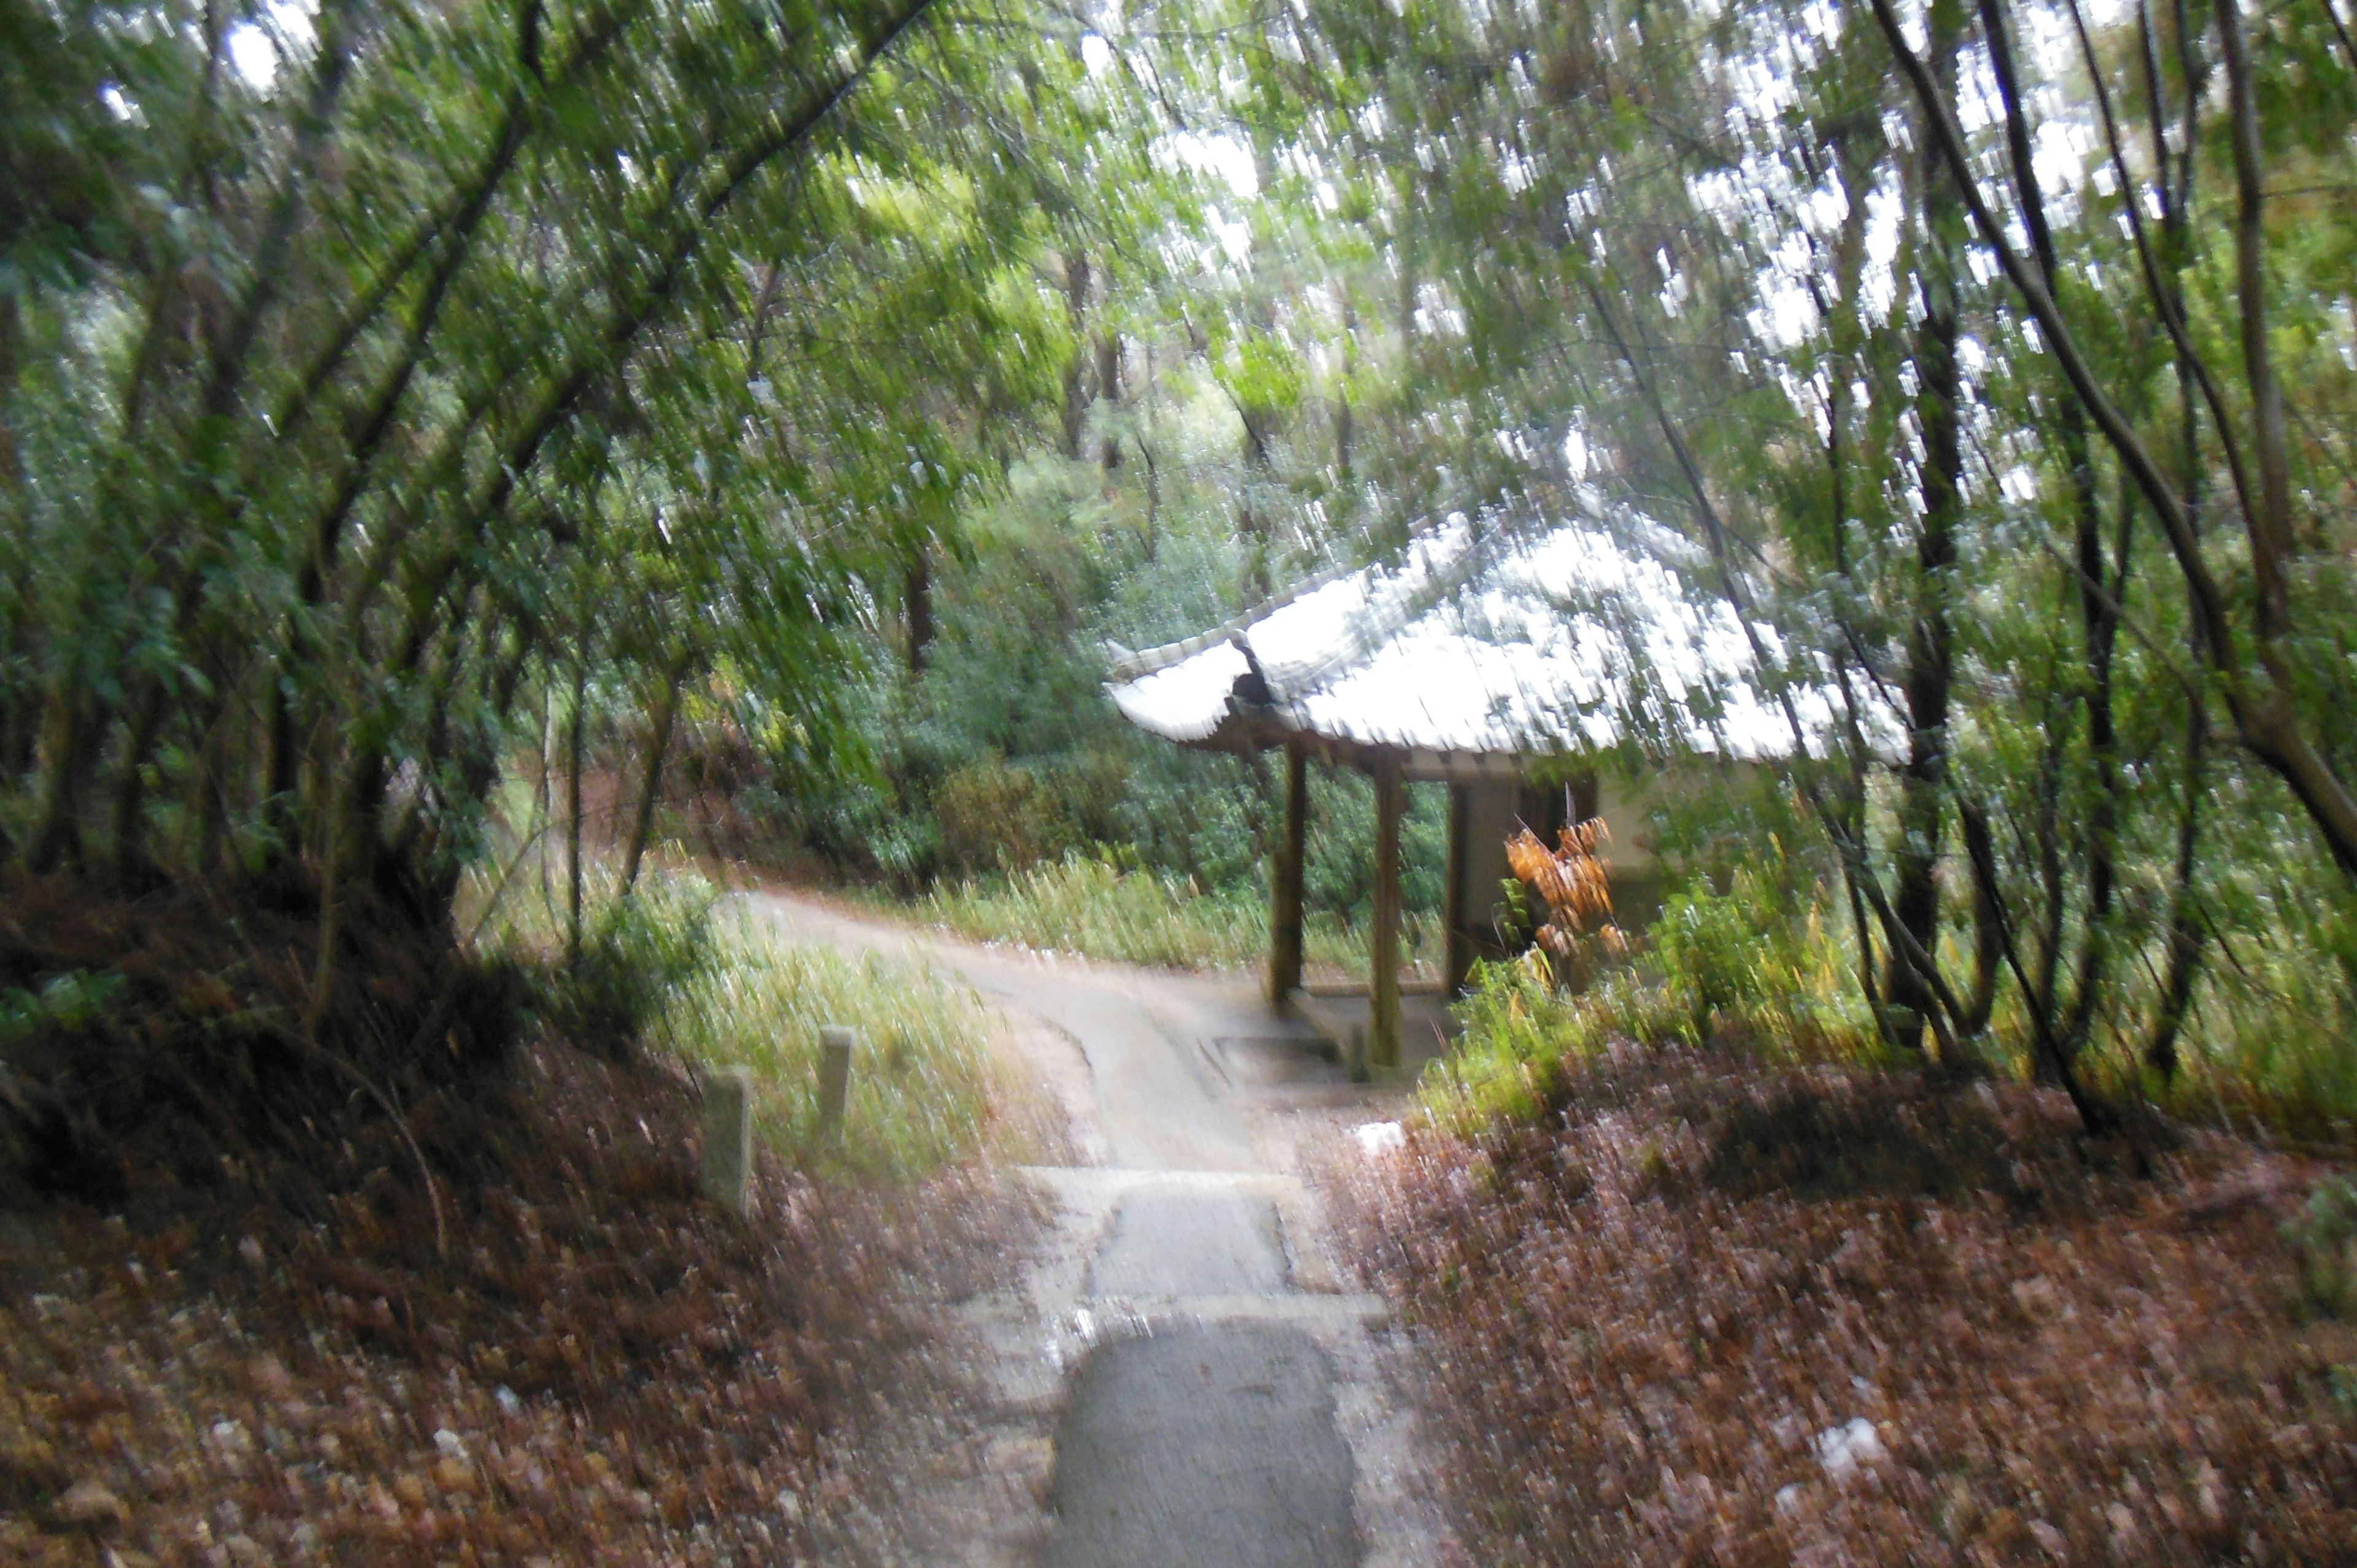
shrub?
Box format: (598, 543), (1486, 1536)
(1427, 846), (1871, 1132)
(934, 756), (1082, 874)
(1650, 848), (1873, 1057)
(538, 880), (720, 1054)
(476, 859), (1017, 1178)
(1426, 954), (1684, 1128)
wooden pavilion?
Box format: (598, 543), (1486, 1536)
(1103, 519), (1824, 1073)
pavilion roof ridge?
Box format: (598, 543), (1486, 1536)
(1099, 514), (1483, 683)
(1103, 512), (1886, 765)
(1248, 519), (1497, 706)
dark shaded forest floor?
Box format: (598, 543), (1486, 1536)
(1328, 1051), (2357, 1566)
(0, 1036), (1037, 1567)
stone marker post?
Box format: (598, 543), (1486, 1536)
(700, 1065), (755, 1215)
(817, 1026), (856, 1135)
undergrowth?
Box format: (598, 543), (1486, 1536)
(862, 852), (1443, 977)
(1428, 862), (1878, 1132)
(472, 860), (1018, 1179)
(657, 906), (1023, 1177)
(1427, 841), (2357, 1147)
(0, 1034), (1034, 1567)
(0, 846), (1039, 1564)
(1378, 833), (2357, 1559)
(0, 867), (526, 1215)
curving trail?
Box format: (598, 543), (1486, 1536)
(743, 890), (1462, 1568)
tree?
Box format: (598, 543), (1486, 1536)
(0, 0), (1089, 952)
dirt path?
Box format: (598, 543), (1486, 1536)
(744, 891), (1461, 1567)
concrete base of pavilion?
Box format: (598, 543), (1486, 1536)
(1286, 983), (1463, 1084)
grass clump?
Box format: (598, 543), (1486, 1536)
(474, 860), (1016, 1180)
(1425, 954), (1682, 1129)
(656, 904), (1017, 1178)
(892, 854), (1267, 968)
(867, 852), (1441, 976)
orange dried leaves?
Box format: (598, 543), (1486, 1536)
(1506, 819), (1621, 958)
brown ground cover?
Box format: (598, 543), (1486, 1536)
(0, 1037), (1032, 1567)
(1331, 1048), (2357, 1564)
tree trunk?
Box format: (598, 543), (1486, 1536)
(2147, 705), (2207, 1079)
(1884, 0), (1967, 1054)
(622, 654), (690, 895)
(567, 654), (586, 967)
(1096, 330), (1123, 473)
(1954, 804), (2004, 1037)
(904, 547), (934, 676)
(26, 689), (88, 873)
(1984, 0), (2123, 1067)
(2144, 2), (2208, 1080)
(1137, 433), (1161, 562)
(1060, 252), (1091, 461)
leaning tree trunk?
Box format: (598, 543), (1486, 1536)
(1884, 0), (1968, 1056)
(621, 652), (691, 895)
(567, 652), (586, 967)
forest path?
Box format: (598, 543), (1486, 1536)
(742, 890), (1461, 1567)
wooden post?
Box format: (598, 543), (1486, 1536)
(1443, 780), (1473, 996)
(700, 1067), (754, 1215)
(1370, 755), (1403, 1070)
(1267, 740), (1307, 1011)
(817, 1025), (855, 1135)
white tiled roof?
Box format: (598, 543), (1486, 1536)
(1104, 518), (1852, 763)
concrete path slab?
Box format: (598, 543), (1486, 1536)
(1088, 1188), (1290, 1300)
(1043, 1326), (1358, 1568)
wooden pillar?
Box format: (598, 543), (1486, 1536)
(1370, 754), (1403, 1070)
(1442, 780), (1473, 996)
(1267, 741), (1307, 1011)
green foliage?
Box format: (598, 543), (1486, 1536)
(0, 0), (1120, 956)
(1428, 843), (1872, 1130)
(540, 881), (720, 1055)
(1234, 0), (2357, 1139)
(772, 429), (1458, 924)
(1215, 330), (1307, 422)
(927, 747), (1136, 879)
(2150, 828), (2357, 1130)
(1651, 856), (1873, 1059)
(1304, 774), (1449, 925)
(0, 970), (127, 1052)
(1425, 957), (1684, 1129)
(10, 0), (2357, 1162)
